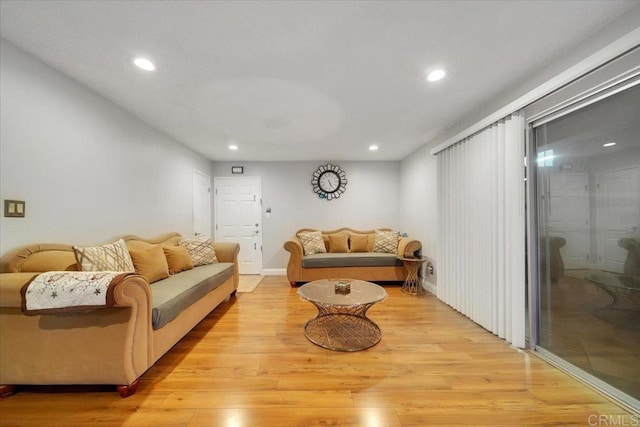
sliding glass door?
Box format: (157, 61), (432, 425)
(531, 80), (640, 407)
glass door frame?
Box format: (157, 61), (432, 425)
(525, 67), (640, 412)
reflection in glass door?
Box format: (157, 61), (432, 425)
(533, 83), (640, 406)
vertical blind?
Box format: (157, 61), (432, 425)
(437, 111), (526, 347)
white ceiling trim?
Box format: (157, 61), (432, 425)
(430, 27), (640, 155)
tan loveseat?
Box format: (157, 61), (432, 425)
(0, 233), (239, 397)
(284, 227), (421, 286)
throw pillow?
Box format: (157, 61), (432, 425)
(162, 245), (194, 275)
(73, 239), (135, 272)
(297, 231), (327, 255)
(373, 230), (400, 254)
(129, 245), (170, 283)
(178, 238), (218, 266)
(349, 234), (370, 253)
(327, 233), (349, 253)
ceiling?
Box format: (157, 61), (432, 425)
(0, 1), (636, 162)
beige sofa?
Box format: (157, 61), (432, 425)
(284, 227), (421, 286)
(0, 232), (239, 397)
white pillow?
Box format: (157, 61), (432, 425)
(178, 238), (218, 266)
(297, 231), (327, 255)
(372, 230), (400, 254)
(73, 239), (135, 272)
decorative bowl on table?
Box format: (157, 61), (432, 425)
(334, 280), (351, 295)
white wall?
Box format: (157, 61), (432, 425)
(211, 161), (401, 269)
(400, 145), (438, 284)
(0, 40), (213, 255)
(427, 7), (640, 151)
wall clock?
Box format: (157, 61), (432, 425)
(311, 163), (347, 200)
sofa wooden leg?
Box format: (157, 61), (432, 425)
(0, 385), (16, 398)
(290, 281), (298, 288)
(231, 290), (237, 297)
(116, 378), (139, 398)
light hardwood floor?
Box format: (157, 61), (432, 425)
(0, 276), (636, 426)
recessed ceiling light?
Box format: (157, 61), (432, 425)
(228, 144), (239, 150)
(133, 57), (156, 71)
(603, 142), (616, 147)
(426, 68), (446, 82)
(369, 145), (379, 151)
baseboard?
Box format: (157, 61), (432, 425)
(261, 268), (286, 276)
(423, 280), (437, 295)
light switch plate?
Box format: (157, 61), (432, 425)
(4, 200), (25, 218)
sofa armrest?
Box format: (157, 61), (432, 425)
(0, 272), (153, 310)
(283, 237), (304, 282)
(284, 237), (303, 256)
(212, 242), (240, 289)
(618, 237), (640, 277)
(541, 235), (566, 250)
(212, 242), (240, 263)
(0, 273), (154, 387)
(398, 237), (421, 257)
(0, 273), (38, 307)
(618, 237), (640, 252)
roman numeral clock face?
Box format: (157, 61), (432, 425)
(311, 164), (347, 200)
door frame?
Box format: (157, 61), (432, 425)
(213, 176), (263, 274)
(192, 170), (212, 239)
(525, 66), (640, 412)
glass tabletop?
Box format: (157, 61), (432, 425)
(586, 273), (640, 290)
(297, 279), (387, 306)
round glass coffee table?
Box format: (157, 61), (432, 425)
(586, 273), (640, 331)
(297, 279), (387, 352)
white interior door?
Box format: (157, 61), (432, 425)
(193, 170), (211, 238)
(214, 176), (262, 274)
(596, 167), (640, 273)
(547, 173), (590, 269)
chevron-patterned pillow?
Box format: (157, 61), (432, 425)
(373, 230), (400, 254)
(297, 231), (327, 255)
(178, 238), (218, 266)
(73, 239), (135, 272)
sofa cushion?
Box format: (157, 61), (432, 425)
(178, 238), (218, 266)
(373, 230), (400, 254)
(349, 234), (370, 253)
(73, 239), (135, 272)
(328, 233), (349, 253)
(302, 253), (402, 268)
(297, 231), (327, 255)
(129, 245), (170, 284)
(163, 245), (194, 275)
(150, 262), (234, 329)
